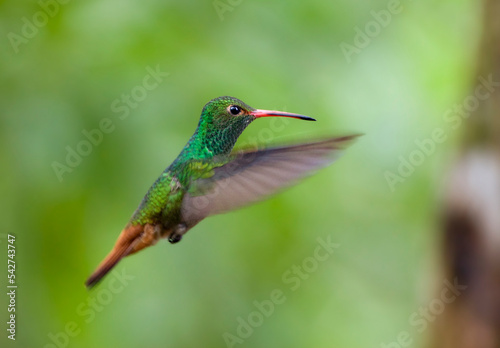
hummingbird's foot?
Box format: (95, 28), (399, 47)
(168, 234), (182, 244)
(168, 223), (187, 244)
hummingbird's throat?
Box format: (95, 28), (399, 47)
(194, 118), (253, 157)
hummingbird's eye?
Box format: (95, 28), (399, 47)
(228, 105), (242, 116)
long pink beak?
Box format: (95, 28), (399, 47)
(250, 109), (316, 121)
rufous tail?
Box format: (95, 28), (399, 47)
(85, 223), (160, 288)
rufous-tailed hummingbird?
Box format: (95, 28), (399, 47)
(86, 96), (358, 287)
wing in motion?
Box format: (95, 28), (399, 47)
(181, 135), (359, 224)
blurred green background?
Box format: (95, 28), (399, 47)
(0, 0), (481, 347)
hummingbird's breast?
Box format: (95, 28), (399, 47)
(159, 175), (185, 228)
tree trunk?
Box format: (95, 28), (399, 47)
(431, 0), (500, 347)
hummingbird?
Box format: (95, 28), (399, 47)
(85, 96), (358, 287)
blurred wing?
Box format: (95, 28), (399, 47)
(181, 135), (359, 224)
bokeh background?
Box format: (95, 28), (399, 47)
(0, 0), (490, 347)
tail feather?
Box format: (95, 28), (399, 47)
(85, 224), (161, 288)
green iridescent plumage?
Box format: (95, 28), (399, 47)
(85, 96), (358, 288)
(129, 97), (256, 227)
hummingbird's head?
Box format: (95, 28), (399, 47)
(195, 96), (316, 155)
(200, 96), (255, 131)
(200, 96), (315, 129)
